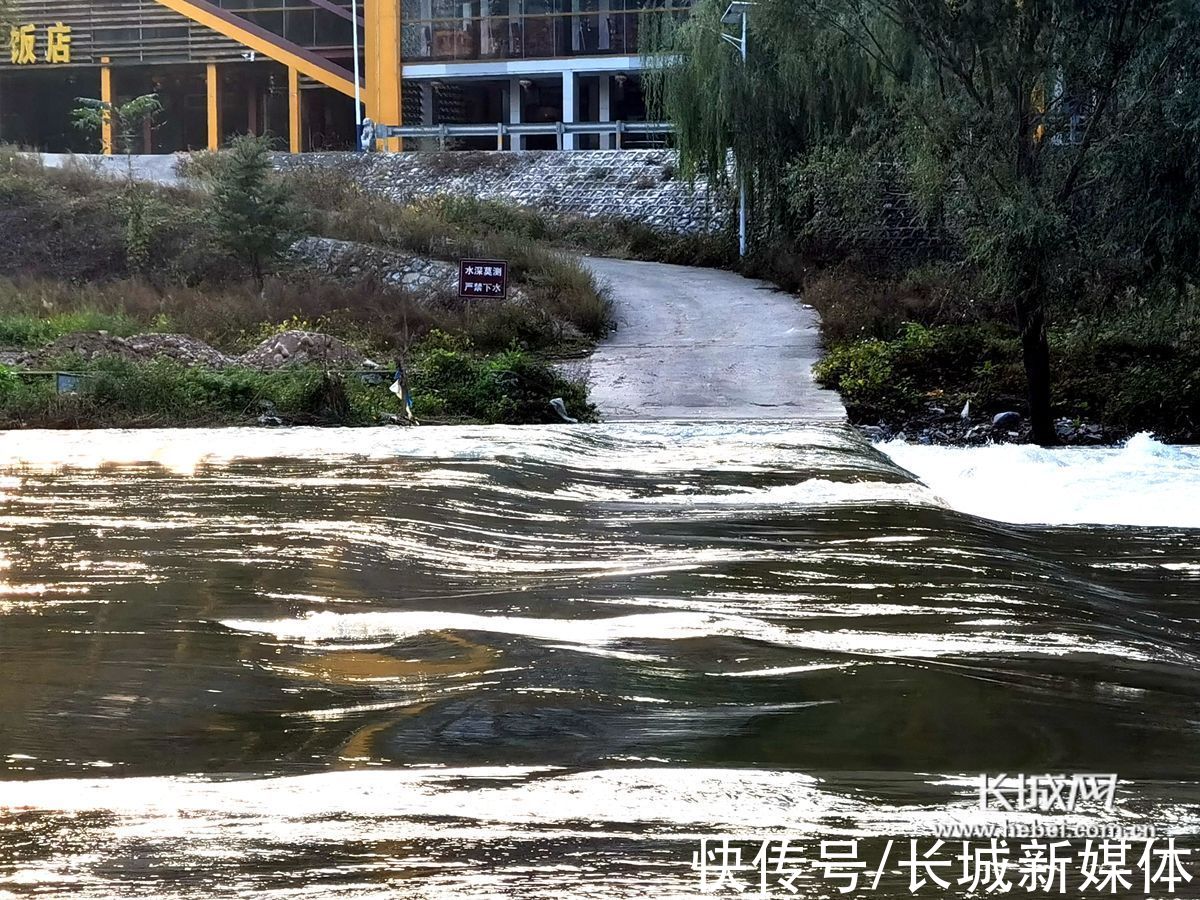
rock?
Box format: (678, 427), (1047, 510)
(965, 424), (989, 441)
(992, 411), (1022, 429)
(239, 330), (366, 370)
(124, 333), (234, 368)
(272, 150), (725, 237)
(288, 236), (460, 300)
(1054, 417), (1077, 438)
(860, 425), (888, 442)
(19, 331), (233, 368)
(256, 414), (283, 427)
(929, 406), (946, 417)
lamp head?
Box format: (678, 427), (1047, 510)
(721, 1), (752, 25)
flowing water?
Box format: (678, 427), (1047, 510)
(1, 424), (1198, 899)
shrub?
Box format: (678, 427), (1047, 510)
(210, 135), (298, 288)
(410, 343), (595, 424)
(0, 365), (18, 399)
(815, 323), (1020, 419)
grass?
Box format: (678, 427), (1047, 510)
(0, 150), (621, 429)
(0, 343), (594, 428)
(284, 170), (617, 341)
(0, 151), (617, 356)
(738, 225), (1200, 440)
(0, 309), (143, 348)
(283, 167), (733, 295)
(0, 272), (599, 359)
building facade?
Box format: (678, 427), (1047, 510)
(0, 0), (687, 153)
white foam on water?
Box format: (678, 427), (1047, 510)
(878, 433), (1200, 528)
(0, 767), (1179, 848)
(219, 609), (1151, 662)
(0, 422), (857, 476)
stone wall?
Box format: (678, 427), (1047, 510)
(289, 236), (460, 298)
(274, 150), (729, 235)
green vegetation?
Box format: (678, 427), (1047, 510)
(648, 0), (1200, 443)
(0, 151), (605, 428)
(409, 333), (592, 423)
(816, 321), (1200, 442)
(0, 343), (593, 429)
(211, 135), (298, 288)
(72, 93), (162, 155)
(279, 168), (728, 334)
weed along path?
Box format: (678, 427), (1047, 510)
(581, 257), (846, 421)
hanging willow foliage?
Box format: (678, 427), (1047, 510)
(643, 0), (1200, 445)
(641, 0), (904, 228)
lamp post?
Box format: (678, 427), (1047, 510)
(720, 1), (752, 257)
(352, 0), (363, 128)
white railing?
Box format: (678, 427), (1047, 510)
(379, 120), (674, 150)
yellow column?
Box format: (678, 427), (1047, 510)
(100, 57), (114, 155)
(288, 66), (302, 153)
(206, 63), (221, 151)
(364, 0), (403, 151)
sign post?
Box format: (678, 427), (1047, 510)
(458, 259), (509, 300)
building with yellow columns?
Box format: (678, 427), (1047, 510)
(0, 0), (687, 153)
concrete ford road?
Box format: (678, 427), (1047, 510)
(582, 257), (846, 421)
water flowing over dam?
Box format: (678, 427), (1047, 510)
(1, 424), (1199, 898)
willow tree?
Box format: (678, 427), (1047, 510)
(642, 0), (892, 223)
(646, 0), (1200, 445)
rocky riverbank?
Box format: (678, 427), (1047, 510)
(856, 405), (1118, 447)
(811, 321), (1199, 448)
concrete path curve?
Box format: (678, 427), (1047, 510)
(581, 257), (846, 421)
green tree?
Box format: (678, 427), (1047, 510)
(73, 93), (165, 274)
(647, 0), (1200, 444)
(72, 93), (162, 156)
(209, 134), (297, 289)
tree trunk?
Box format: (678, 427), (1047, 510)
(1013, 289), (1056, 446)
(1009, 101), (1056, 445)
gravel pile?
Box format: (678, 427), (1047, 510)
(19, 332), (234, 368)
(237, 330), (368, 369)
(14, 330), (378, 372)
(124, 334), (234, 368)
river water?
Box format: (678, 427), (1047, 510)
(1, 424), (1199, 899)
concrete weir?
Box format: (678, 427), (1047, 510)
(581, 257), (846, 422)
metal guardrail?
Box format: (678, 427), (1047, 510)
(380, 120), (674, 150)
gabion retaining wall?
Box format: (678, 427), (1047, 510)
(274, 149), (730, 235)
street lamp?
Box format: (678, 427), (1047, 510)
(720, 1), (751, 257)
(352, 0), (363, 128)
